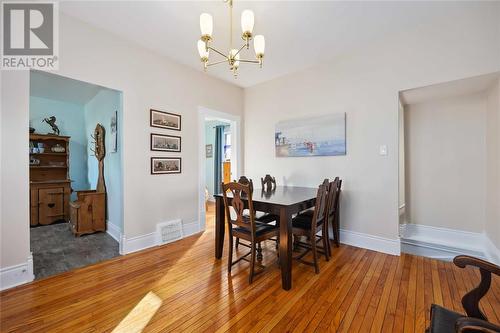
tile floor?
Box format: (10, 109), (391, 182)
(30, 223), (120, 279)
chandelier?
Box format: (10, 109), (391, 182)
(197, 0), (265, 78)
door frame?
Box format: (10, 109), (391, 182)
(197, 106), (241, 232)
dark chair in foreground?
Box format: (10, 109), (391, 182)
(291, 183), (329, 273)
(222, 181), (279, 284)
(235, 176), (279, 256)
(426, 255), (500, 333)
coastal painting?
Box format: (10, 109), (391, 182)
(275, 113), (346, 157)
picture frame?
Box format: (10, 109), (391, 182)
(110, 110), (118, 153)
(150, 133), (181, 152)
(275, 113), (346, 157)
(151, 157), (181, 174)
(205, 144), (213, 158)
(150, 109), (181, 131)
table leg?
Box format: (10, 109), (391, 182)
(279, 207), (292, 290)
(215, 196), (225, 259)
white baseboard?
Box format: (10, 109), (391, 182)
(182, 221), (200, 237)
(121, 232), (157, 254)
(339, 229), (400, 256)
(122, 221), (201, 255)
(0, 253), (35, 291)
(484, 234), (500, 265)
(399, 223), (495, 263)
(400, 223), (484, 252)
(106, 220), (122, 243)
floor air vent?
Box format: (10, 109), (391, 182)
(157, 219), (183, 245)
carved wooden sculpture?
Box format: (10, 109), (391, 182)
(69, 124), (107, 236)
(91, 124), (106, 193)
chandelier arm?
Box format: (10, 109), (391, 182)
(207, 46), (229, 59)
(233, 43), (247, 58)
(238, 59), (260, 64)
(207, 59), (229, 67)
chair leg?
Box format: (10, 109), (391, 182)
(249, 242), (256, 284)
(228, 233), (234, 274)
(334, 211), (340, 247)
(235, 237), (240, 249)
(257, 242), (263, 261)
(322, 229), (330, 262)
(311, 235), (320, 274)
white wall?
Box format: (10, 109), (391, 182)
(243, 3), (500, 251)
(485, 79), (500, 246)
(1, 71), (31, 274)
(0, 14), (243, 273)
(405, 94), (487, 232)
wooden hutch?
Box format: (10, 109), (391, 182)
(30, 134), (71, 226)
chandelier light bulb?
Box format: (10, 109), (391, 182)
(254, 35), (265, 58)
(200, 13), (213, 40)
(197, 40), (209, 61)
(241, 10), (254, 36)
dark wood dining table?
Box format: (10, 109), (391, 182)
(214, 185), (318, 290)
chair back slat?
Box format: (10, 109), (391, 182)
(326, 177), (341, 221)
(222, 181), (256, 231)
(310, 184), (328, 231)
(261, 174), (276, 191)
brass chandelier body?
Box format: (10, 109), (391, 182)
(198, 0), (265, 78)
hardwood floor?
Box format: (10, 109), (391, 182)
(1, 203), (499, 332)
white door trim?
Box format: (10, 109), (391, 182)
(197, 107), (241, 232)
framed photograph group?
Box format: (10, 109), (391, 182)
(150, 109), (182, 174)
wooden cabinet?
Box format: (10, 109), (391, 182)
(69, 190), (106, 237)
(30, 181), (71, 226)
(29, 134), (71, 226)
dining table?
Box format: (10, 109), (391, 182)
(213, 185), (318, 290)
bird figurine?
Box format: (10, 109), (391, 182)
(42, 116), (60, 136)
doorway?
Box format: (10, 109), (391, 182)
(398, 72), (500, 263)
(198, 107), (241, 232)
(29, 70), (124, 279)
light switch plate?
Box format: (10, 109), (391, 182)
(379, 145), (388, 156)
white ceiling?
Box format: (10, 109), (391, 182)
(400, 72), (500, 106)
(60, 1), (496, 88)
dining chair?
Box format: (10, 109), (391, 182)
(426, 255), (500, 332)
(221, 181), (279, 284)
(291, 183), (329, 273)
(330, 178), (342, 248)
(261, 174), (276, 191)
(297, 178), (332, 258)
(234, 176), (278, 258)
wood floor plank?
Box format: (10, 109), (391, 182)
(1, 205), (499, 333)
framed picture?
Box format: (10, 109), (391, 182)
(110, 111), (118, 153)
(151, 157), (181, 174)
(205, 144), (213, 158)
(275, 113), (346, 157)
(150, 109), (181, 131)
(150, 133), (181, 152)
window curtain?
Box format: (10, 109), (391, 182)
(214, 125), (225, 194)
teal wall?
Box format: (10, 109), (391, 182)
(85, 89), (123, 230)
(30, 96), (89, 196)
